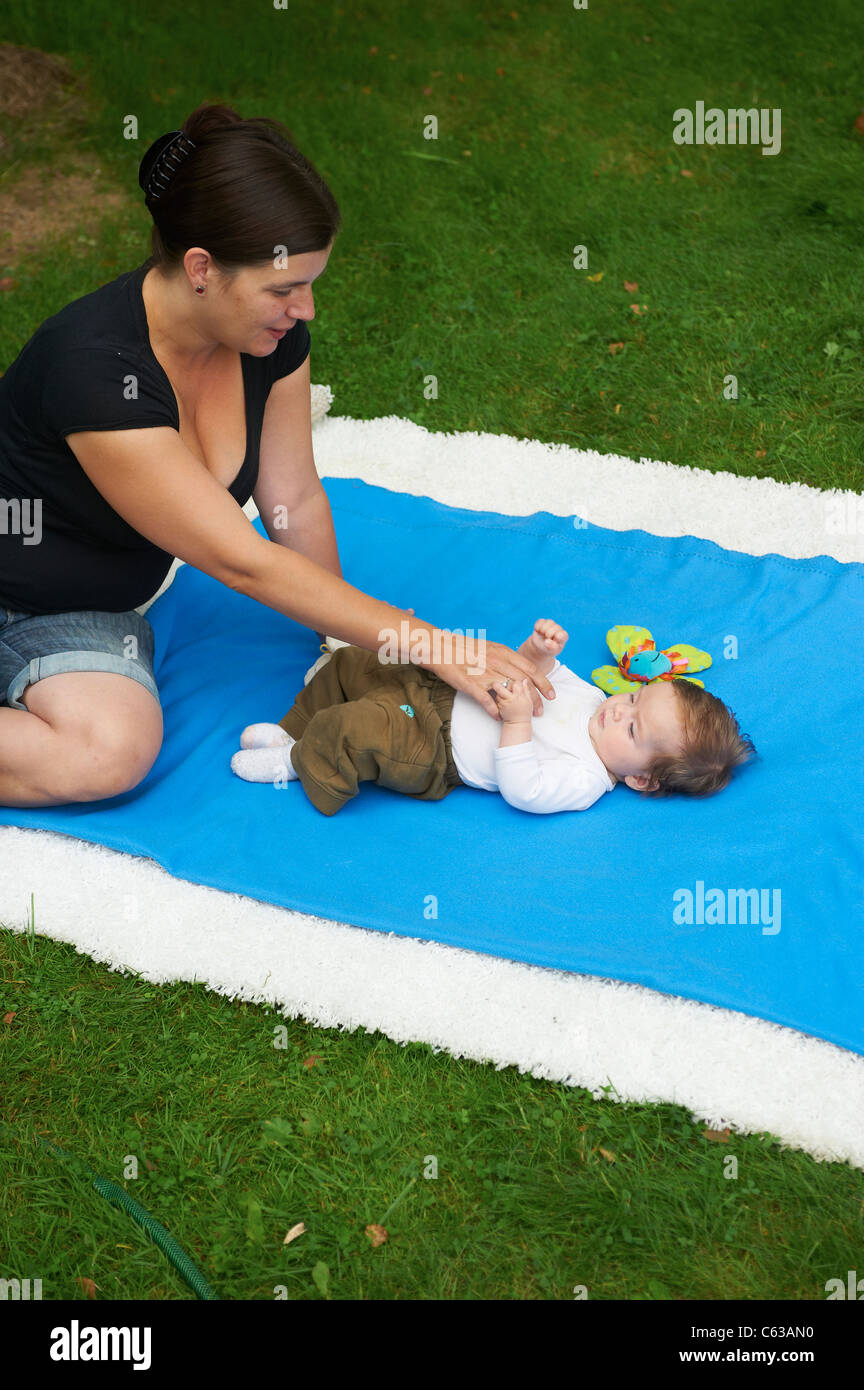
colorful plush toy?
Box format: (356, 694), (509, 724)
(591, 625), (712, 695)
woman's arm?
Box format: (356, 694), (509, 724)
(239, 544), (554, 719)
(66, 425), (555, 720)
(253, 360), (364, 649)
(260, 487), (343, 577)
(254, 360), (344, 579)
(258, 489), (419, 652)
(258, 489), (341, 649)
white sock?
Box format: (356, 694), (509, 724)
(240, 721), (293, 749)
(231, 740), (299, 783)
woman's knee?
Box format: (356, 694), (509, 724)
(26, 672), (163, 801)
(79, 709), (163, 799)
(75, 726), (162, 799)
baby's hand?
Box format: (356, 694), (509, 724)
(491, 677), (535, 723)
(526, 619), (568, 659)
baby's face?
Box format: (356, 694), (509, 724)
(588, 681), (685, 790)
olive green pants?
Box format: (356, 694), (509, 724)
(278, 645), (466, 816)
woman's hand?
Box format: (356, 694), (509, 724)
(425, 635), (556, 721)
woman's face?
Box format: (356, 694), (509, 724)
(214, 242), (334, 354)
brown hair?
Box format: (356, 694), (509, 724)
(640, 679), (757, 798)
(144, 103), (341, 275)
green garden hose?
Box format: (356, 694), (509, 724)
(6, 1125), (218, 1300)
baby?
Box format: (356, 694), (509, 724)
(230, 619), (755, 816)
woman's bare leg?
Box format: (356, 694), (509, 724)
(0, 671), (163, 807)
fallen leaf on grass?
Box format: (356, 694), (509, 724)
(76, 1276), (98, 1299)
(597, 1147), (617, 1162)
(703, 1127), (731, 1143)
(854, 111), (864, 134)
(587, 271), (604, 282)
(608, 342), (625, 355)
(3, 1012), (16, 1024)
(283, 1222), (306, 1245)
(303, 1054), (324, 1069)
(624, 280), (639, 292)
(366, 1224), (388, 1247)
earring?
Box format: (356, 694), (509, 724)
(195, 284), (205, 295)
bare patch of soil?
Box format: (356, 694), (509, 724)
(0, 43), (82, 118)
(0, 165), (128, 267)
(0, 44), (133, 272)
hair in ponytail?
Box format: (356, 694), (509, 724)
(140, 103), (341, 275)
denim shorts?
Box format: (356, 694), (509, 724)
(0, 603), (160, 711)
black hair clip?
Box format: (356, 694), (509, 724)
(139, 130), (197, 202)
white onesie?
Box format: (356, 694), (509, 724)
(449, 658), (615, 813)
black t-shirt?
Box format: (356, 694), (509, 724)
(0, 257), (311, 615)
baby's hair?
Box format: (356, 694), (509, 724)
(640, 679), (756, 798)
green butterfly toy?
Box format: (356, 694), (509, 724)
(591, 625), (712, 696)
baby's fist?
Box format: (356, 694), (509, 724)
(528, 619), (568, 656)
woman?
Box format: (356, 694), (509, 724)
(0, 103), (554, 809)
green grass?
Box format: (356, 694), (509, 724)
(2, 0), (863, 490)
(1, 0), (863, 1301)
(2, 922), (862, 1301)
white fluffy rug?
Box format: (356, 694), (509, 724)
(3, 406), (862, 1169)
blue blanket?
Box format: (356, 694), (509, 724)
(3, 478), (861, 1056)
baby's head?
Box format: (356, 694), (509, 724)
(587, 678), (755, 797)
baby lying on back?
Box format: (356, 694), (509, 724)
(231, 619), (755, 816)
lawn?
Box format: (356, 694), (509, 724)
(1, 0), (862, 1302)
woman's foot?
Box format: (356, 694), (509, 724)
(240, 722), (293, 749)
(231, 741), (299, 783)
